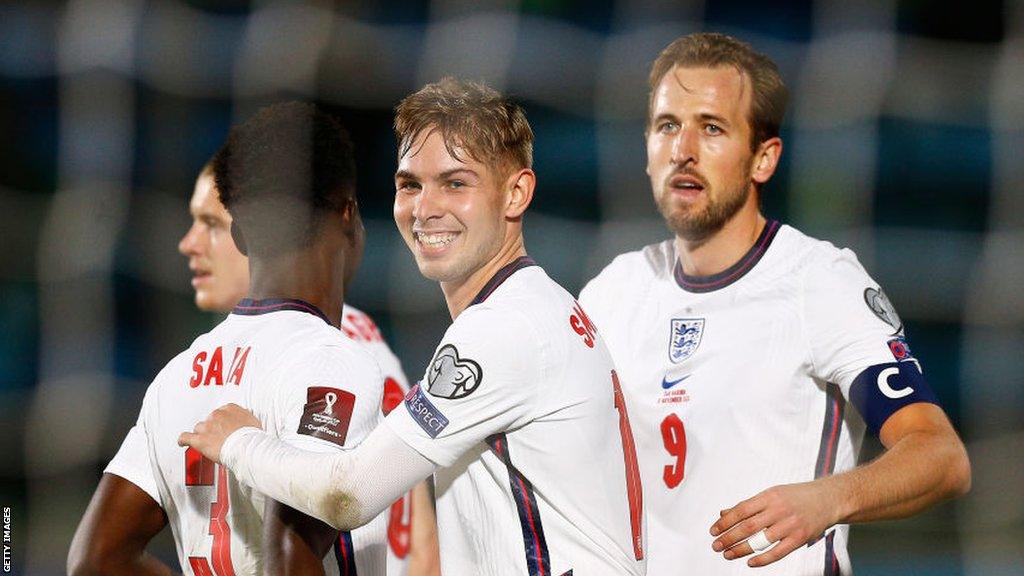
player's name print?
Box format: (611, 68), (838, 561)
(188, 345), (251, 388)
(569, 301), (597, 348)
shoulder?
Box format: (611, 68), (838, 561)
(296, 329), (380, 374)
(451, 297), (539, 346)
(790, 229), (875, 289)
(582, 239), (673, 300)
(581, 239), (675, 313)
(340, 303), (386, 344)
(340, 302), (405, 378)
(592, 239), (674, 286)
(751, 224), (873, 289)
(256, 317), (383, 392)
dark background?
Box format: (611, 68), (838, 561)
(1, 0), (1021, 574)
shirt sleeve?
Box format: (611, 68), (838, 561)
(801, 249), (907, 391)
(265, 343), (384, 455)
(104, 415), (161, 505)
(801, 248), (939, 434)
(383, 305), (543, 467)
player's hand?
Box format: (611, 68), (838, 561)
(177, 403), (261, 463)
(709, 481), (841, 567)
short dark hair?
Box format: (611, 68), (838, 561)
(213, 102), (356, 256)
(394, 77), (533, 177)
(648, 32), (788, 149)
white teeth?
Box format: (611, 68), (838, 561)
(415, 232), (457, 247)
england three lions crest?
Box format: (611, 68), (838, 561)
(669, 318), (705, 364)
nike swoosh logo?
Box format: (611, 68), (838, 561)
(661, 374), (692, 389)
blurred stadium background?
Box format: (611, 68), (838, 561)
(1, 0), (1021, 574)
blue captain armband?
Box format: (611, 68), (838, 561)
(848, 362), (940, 436)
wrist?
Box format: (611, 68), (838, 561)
(220, 426), (263, 469)
(821, 473), (857, 525)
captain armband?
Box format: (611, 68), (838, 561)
(848, 362), (939, 436)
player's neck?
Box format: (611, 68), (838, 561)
(247, 252), (345, 327)
(441, 237), (527, 320)
(675, 205), (766, 278)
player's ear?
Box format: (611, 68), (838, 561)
(505, 168), (535, 220)
(751, 137), (782, 185)
(230, 221), (248, 256)
(341, 198), (364, 243)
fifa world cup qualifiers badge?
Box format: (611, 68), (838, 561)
(298, 387), (356, 447)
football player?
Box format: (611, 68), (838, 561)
(70, 103), (388, 575)
(579, 32), (971, 575)
(177, 154), (440, 576)
(179, 78), (647, 576)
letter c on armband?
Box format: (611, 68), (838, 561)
(877, 367), (913, 399)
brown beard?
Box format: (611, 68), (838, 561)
(657, 180), (750, 244)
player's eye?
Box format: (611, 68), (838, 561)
(396, 181), (421, 193)
(704, 123), (724, 136)
(658, 121), (679, 134)
(448, 180), (465, 189)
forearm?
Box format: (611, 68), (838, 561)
(68, 474), (173, 576)
(828, 426), (970, 524)
(221, 424), (436, 530)
(68, 551), (175, 576)
(407, 480), (441, 576)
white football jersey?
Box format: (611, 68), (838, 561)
(341, 304), (415, 576)
(580, 222), (937, 576)
(385, 257), (647, 576)
(106, 298), (386, 576)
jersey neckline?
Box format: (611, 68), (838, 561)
(470, 255), (538, 306)
(232, 297), (332, 326)
(673, 219), (781, 293)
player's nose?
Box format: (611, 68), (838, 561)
(178, 222), (204, 256)
(670, 126), (699, 166)
(412, 184), (446, 221)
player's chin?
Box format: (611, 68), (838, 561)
(415, 259), (456, 283)
(194, 290), (214, 311)
(195, 289), (234, 313)
(417, 253), (476, 284)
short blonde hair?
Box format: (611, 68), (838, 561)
(394, 77), (533, 177)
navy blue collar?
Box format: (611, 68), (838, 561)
(232, 297), (333, 326)
(673, 220), (781, 293)
(470, 256), (537, 306)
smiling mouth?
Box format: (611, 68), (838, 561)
(414, 231), (459, 248)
